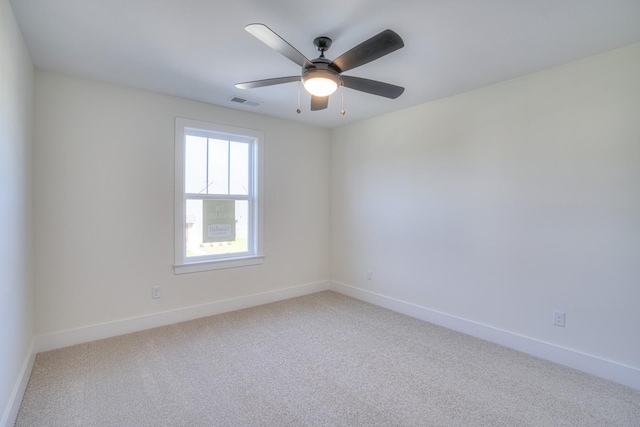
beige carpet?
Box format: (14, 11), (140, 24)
(16, 291), (640, 426)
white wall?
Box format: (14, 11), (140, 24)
(34, 71), (331, 335)
(0, 0), (35, 424)
(331, 43), (640, 370)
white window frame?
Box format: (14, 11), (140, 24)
(174, 117), (264, 274)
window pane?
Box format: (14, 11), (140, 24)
(207, 138), (229, 194)
(184, 136), (207, 194)
(185, 199), (249, 258)
(229, 141), (249, 195)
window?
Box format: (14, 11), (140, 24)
(174, 118), (264, 274)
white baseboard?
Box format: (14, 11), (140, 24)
(28, 279), (640, 394)
(1, 337), (37, 427)
(328, 280), (640, 391)
(36, 280), (331, 353)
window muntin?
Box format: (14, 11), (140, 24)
(175, 118), (263, 274)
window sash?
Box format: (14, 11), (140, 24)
(182, 196), (254, 261)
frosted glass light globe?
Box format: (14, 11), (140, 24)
(302, 69), (341, 97)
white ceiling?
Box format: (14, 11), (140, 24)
(10, 0), (640, 129)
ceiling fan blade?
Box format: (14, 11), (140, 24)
(331, 29), (404, 73)
(245, 23), (313, 68)
(311, 95), (329, 111)
(341, 76), (405, 99)
(235, 76), (300, 90)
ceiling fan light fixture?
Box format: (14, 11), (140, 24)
(302, 69), (341, 97)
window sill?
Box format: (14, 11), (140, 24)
(174, 255), (264, 274)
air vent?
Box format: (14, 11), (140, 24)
(229, 96), (261, 107)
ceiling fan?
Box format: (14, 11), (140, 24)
(235, 24), (405, 112)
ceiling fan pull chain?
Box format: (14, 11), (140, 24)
(340, 84), (346, 116)
(296, 81), (302, 114)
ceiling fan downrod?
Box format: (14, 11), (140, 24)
(313, 36), (332, 58)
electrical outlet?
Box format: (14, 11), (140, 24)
(367, 270), (373, 280)
(152, 286), (161, 299)
(553, 310), (565, 327)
